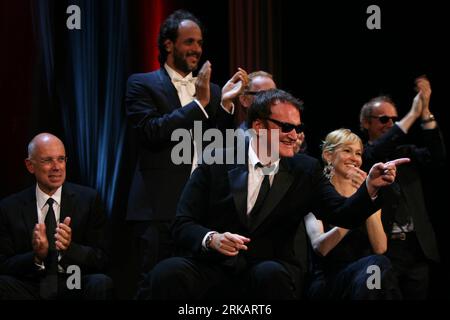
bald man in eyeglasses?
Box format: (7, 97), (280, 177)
(359, 76), (446, 299)
(0, 133), (112, 299)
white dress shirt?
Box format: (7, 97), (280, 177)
(247, 138), (279, 214)
(36, 185), (62, 224)
(165, 64), (206, 174)
(164, 63), (235, 115)
(164, 64), (208, 117)
(164, 64), (234, 174)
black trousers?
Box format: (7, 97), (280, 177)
(131, 220), (176, 298)
(132, 221), (174, 274)
(308, 255), (401, 300)
(146, 256), (303, 300)
(0, 273), (113, 300)
(386, 232), (430, 299)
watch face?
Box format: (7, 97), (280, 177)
(206, 233), (215, 248)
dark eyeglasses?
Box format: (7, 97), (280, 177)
(265, 118), (305, 133)
(370, 115), (399, 124)
(243, 91), (258, 95)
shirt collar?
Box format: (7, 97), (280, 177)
(36, 184), (62, 209)
(164, 63), (193, 82)
(248, 138), (280, 169)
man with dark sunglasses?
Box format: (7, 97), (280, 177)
(230, 70), (307, 153)
(146, 89), (408, 300)
(369, 115), (399, 124)
(359, 76), (446, 299)
(265, 118), (305, 134)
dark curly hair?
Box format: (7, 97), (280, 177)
(158, 10), (204, 67)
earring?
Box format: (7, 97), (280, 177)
(323, 162), (334, 180)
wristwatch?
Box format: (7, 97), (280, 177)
(421, 113), (436, 123)
(205, 232), (216, 249)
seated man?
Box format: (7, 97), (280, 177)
(147, 89), (408, 300)
(0, 133), (113, 299)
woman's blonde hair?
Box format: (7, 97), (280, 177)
(321, 128), (363, 178)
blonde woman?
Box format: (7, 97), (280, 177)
(305, 128), (399, 299)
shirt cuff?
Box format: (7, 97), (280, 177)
(366, 180), (378, 201)
(194, 99), (209, 119)
(35, 260), (45, 271)
(221, 102), (234, 115)
(202, 231), (217, 250)
(220, 102), (234, 114)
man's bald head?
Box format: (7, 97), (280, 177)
(27, 133), (65, 159)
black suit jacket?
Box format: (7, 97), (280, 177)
(362, 125), (446, 262)
(0, 183), (109, 278)
(173, 146), (379, 271)
(125, 68), (232, 221)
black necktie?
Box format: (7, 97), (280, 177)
(45, 198), (59, 274)
(45, 198), (57, 251)
(249, 163), (271, 218)
(41, 198), (58, 299)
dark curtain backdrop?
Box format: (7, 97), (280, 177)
(228, 0), (281, 80)
(129, 0), (175, 72)
(0, 1), (39, 197)
(31, 0), (127, 218)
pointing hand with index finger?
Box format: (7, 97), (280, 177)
(366, 158), (410, 198)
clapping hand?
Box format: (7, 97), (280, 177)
(221, 68), (249, 111)
(195, 60), (212, 107)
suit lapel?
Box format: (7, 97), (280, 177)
(21, 187), (38, 235)
(228, 140), (250, 228)
(250, 158), (295, 233)
(228, 163), (249, 227)
(60, 184), (75, 223)
(157, 68), (182, 110)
